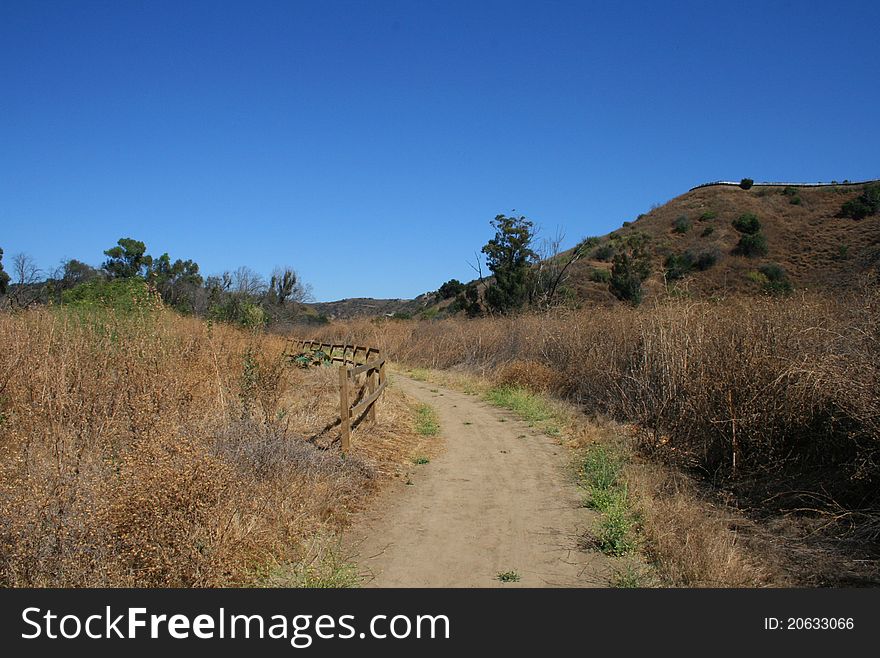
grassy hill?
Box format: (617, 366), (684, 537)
(563, 180), (880, 303)
(301, 180), (879, 319)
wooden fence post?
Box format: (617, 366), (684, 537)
(378, 356), (386, 423)
(367, 363), (377, 424)
(339, 365), (351, 453)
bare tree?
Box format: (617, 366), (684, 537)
(530, 229), (589, 309)
(231, 266), (267, 297)
(9, 253), (43, 308)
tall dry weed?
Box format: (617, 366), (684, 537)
(310, 287), (880, 536)
(0, 306), (414, 586)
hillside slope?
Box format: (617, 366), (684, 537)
(564, 180), (880, 303)
(307, 295), (431, 320)
(302, 180), (879, 319)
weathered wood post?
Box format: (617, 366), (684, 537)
(378, 354), (387, 425)
(339, 365), (351, 453)
(367, 360), (378, 424)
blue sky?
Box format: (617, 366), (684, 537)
(2, 0), (878, 301)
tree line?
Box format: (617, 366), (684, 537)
(0, 238), (315, 327)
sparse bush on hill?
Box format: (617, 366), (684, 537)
(840, 184), (880, 220)
(699, 210), (717, 221)
(732, 212), (761, 234)
(664, 253), (693, 281)
(609, 234), (652, 305)
(665, 249), (719, 280)
(694, 249), (719, 270)
(701, 225), (715, 237)
(672, 215), (692, 234)
(758, 263), (792, 295)
(438, 278), (465, 299)
(739, 178), (754, 190)
(592, 243), (616, 262)
(578, 236), (600, 251)
(589, 267), (612, 283)
(731, 213), (768, 257)
(663, 249), (719, 281)
(448, 282), (481, 317)
(734, 232), (769, 257)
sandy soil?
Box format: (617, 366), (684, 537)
(345, 374), (612, 587)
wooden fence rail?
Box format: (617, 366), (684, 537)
(289, 339), (387, 452)
(290, 339), (380, 367)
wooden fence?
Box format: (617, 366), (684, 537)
(289, 340), (387, 452)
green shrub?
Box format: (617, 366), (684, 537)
(746, 270), (768, 285)
(758, 263), (781, 279)
(609, 234), (652, 306)
(840, 184), (880, 219)
(664, 253), (694, 280)
(694, 249), (719, 270)
(578, 236), (600, 251)
(732, 213), (761, 234)
(672, 215), (692, 234)
(664, 248), (718, 280)
(590, 267), (612, 283)
(208, 296), (267, 328)
(592, 243), (615, 262)
(789, 195), (802, 205)
(701, 225), (715, 237)
(739, 178), (754, 190)
(699, 210), (717, 221)
(734, 233), (768, 257)
(61, 278), (159, 314)
(758, 263), (792, 295)
(437, 279), (465, 299)
(782, 186), (798, 197)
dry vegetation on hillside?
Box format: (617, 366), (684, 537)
(312, 284), (880, 584)
(0, 304), (421, 587)
(564, 183), (880, 303)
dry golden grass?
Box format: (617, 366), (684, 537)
(0, 305), (422, 587)
(310, 284), (880, 584)
(622, 458), (777, 587)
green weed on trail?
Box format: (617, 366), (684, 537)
(484, 386), (562, 436)
(581, 445), (639, 557)
(408, 368), (430, 382)
(415, 404), (440, 436)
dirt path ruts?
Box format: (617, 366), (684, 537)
(345, 374), (612, 587)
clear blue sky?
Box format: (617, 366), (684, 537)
(2, 0), (878, 301)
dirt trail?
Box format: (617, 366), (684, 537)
(346, 374), (612, 587)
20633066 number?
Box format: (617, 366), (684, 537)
(765, 617), (854, 630)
